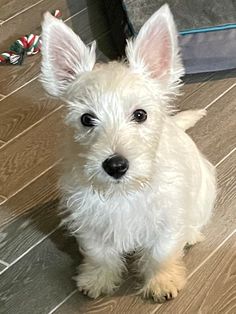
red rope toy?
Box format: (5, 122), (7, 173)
(0, 10), (62, 65)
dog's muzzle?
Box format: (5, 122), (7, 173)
(102, 154), (129, 179)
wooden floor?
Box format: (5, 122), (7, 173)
(0, 1), (236, 313)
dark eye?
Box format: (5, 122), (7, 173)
(81, 113), (97, 127)
(132, 109), (147, 123)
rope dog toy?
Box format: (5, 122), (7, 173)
(0, 9), (62, 65)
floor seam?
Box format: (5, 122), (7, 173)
(1, 0), (46, 25)
(181, 73), (216, 103)
(188, 229), (236, 280)
(0, 105), (64, 151)
(0, 195), (7, 205)
(48, 289), (77, 314)
(0, 259), (10, 267)
(204, 83), (236, 110)
(0, 75), (39, 103)
(215, 147), (236, 168)
(64, 8), (87, 22)
(0, 225), (60, 276)
(0, 159), (61, 208)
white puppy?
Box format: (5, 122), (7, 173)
(41, 4), (216, 303)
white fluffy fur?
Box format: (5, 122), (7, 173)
(41, 4), (216, 301)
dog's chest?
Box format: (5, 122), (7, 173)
(68, 188), (160, 252)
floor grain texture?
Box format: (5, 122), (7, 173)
(0, 141), (5, 148)
(188, 85), (236, 165)
(156, 232), (236, 314)
(0, 0), (44, 22)
(0, 263), (7, 273)
(0, 164), (59, 227)
(0, 198), (60, 264)
(0, 108), (65, 198)
(179, 69), (236, 110)
(0, 80), (60, 142)
(0, 0), (235, 313)
(0, 196), (7, 204)
(0, 229), (82, 314)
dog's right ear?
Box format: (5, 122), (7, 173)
(41, 12), (96, 97)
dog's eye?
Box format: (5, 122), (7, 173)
(81, 113), (97, 127)
(132, 109), (147, 123)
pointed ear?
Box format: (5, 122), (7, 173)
(41, 12), (96, 97)
(126, 4), (184, 87)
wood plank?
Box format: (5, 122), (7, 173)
(0, 262), (7, 272)
(175, 72), (215, 107)
(0, 0), (87, 50)
(0, 0), (111, 96)
(54, 282), (136, 314)
(0, 0), (43, 22)
(0, 228), (82, 314)
(188, 85), (236, 165)
(178, 69), (236, 110)
(0, 107), (65, 198)
(155, 232), (236, 314)
(0, 57), (41, 97)
(0, 195), (7, 204)
(0, 197), (60, 264)
(0, 163), (59, 227)
(53, 149), (236, 314)
(0, 79), (60, 142)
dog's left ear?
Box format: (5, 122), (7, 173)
(126, 4), (184, 89)
(41, 12), (96, 97)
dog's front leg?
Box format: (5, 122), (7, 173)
(139, 250), (187, 303)
(76, 245), (125, 299)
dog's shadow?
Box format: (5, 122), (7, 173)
(29, 198), (82, 270)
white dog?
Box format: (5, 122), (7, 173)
(41, 4), (216, 303)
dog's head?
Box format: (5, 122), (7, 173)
(41, 4), (184, 194)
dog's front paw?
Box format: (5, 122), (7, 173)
(142, 259), (187, 303)
(77, 278), (102, 299)
(76, 263), (121, 299)
(142, 276), (185, 303)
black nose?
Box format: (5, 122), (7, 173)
(102, 154), (129, 179)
